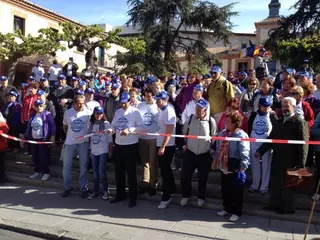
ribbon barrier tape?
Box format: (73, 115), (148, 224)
(0, 133), (56, 144)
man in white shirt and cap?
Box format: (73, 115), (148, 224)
(107, 92), (145, 208)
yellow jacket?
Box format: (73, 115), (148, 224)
(207, 76), (234, 115)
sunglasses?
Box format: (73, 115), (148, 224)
(211, 72), (217, 75)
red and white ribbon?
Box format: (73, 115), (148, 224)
(74, 131), (320, 145)
(0, 133), (54, 144)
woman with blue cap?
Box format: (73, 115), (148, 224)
(213, 111), (250, 222)
(248, 96), (277, 195)
(87, 106), (113, 200)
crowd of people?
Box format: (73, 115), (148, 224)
(0, 55), (319, 223)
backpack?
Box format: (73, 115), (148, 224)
(186, 114), (213, 135)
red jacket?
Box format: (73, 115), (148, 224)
(302, 101), (314, 130)
(217, 110), (249, 133)
(0, 122), (9, 151)
(21, 94), (37, 123)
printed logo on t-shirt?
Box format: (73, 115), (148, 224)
(91, 133), (101, 144)
(71, 118), (85, 132)
(31, 118), (42, 130)
(116, 117), (128, 131)
(143, 111), (154, 127)
(253, 120), (269, 136)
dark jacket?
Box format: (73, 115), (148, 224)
(24, 110), (56, 141)
(2, 101), (21, 127)
(45, 100), (56, 118)
(248, 111), (278, 136)
(48, 85), (73, 119)
(257, 114), (309, 169)
(104, 94), (121, 123)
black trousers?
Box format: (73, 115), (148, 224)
(55, 117), (66, 142)
(315, 152), (320, 192)
(114, 143), (138, 202)
(221, 172), (244, 216)
(0, 151), (5, 183)
(181, 150), (211, 199)
(158, 146), (176, 201)
(8, 125), (20, 149)
(31, 144), (50, 174)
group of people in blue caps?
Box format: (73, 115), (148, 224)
(0, 56), (319, 222)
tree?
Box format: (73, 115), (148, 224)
(41, 22), (145, 74)
(265, 0), (320, 70)
(0, 30), (65, 85)
(125, 0), (237, 72)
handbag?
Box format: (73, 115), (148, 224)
(285, 168), (314, 191)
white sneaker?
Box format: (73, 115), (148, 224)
(197, 199), (205, 207)
(217, 210), (228, 217)
(312, 194), (320, 201)
(158, 198), (172, 209)
(229, 214), (240, 222)
(180, 198), (189, 206)
(29, 173), (41, 179)
(41, 174), (50, 181)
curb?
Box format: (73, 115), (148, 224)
(0, 218), (114, 240)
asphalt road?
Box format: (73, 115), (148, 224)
(0, 229), (46, 240)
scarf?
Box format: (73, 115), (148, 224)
(212, 128), (238, 173)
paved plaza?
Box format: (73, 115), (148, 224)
(0, 184), (319, 240)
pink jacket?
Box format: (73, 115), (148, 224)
(217, 110), (248, 133)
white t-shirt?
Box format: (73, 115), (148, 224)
(250, 112), (272, 140)
(32, 66), (45, 82)
(181, 99), (210, 124)
(48, 64), (62, 81)
(31, 114), (44, 139)
(111, 106), (144, 145)
(66, 63), (73, 77)
(156, 104), (176, 147)
(63, 108), (91, 145)
(137, 102), (159, 140)
(90, 121), (113, 156)
(85, 100), (101, 114)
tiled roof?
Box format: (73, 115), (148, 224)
(255, 17), (281, 25)
(6, 0), (83, 26)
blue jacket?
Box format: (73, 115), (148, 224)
(216, 129), (250, 170)
(24, 110), (56, 141)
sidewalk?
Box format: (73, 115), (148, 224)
(0, 184), (319, 240)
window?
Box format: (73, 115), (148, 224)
(241, 43), (247, 49)
(13, 16), (25, 35)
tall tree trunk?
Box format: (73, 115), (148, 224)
(7, 59), (18, 86)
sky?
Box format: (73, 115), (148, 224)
(30, 0), (296, 33)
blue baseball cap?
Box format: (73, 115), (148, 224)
(7, 91), (18, 97)
(112, 83), (120, 89)
(284, 68), (293, 75)
(28, 76), (35, 81)
(210, 66), (222, 73)
(171, 73), (176, 76)
(204, 74), (211, 79)
(94, 106), (104, 114)
(259, 48), (266, 52)
(34, 99), (44, 106)
(78, 81), (86, 87)
(58, 74), (66, 80)
(136, 75), (142, 80)
(303, 59), (310, 64)
(236, 171), (247, 186)
(37, 90), (45, 96)
(71, 76), (79, 81)
(194, 84), (204, 92)
(145, 76), (156, 84)
(106, 71), (112, 75)
(298, 71), (310, 77)
(241, 72), (248, 76)
(120, 92), (130, 103)
(105, 81), (112, 86)
(196, 99), (209, 109)
(155, 91), (169, 100)
(85, 88), (95, 94)
(0, 76), (8, 81)
(75, 89), (84, 95)
(281, 64), (286, 69)
(179, 76), (186, 80)
(40, 77), (47, 81)
(259, 96), (272, 107)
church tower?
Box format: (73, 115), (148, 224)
(268, 0), (281, 18)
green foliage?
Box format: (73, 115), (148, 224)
(265, 0), (320, 69)
(269, 37), (320, 72)
(0, 29), (65, 61)
(124, 0), (237, 73)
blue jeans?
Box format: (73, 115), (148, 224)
(63, 142), (89, 191)
(91, 153), (109, 193)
